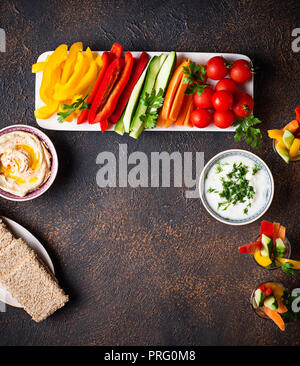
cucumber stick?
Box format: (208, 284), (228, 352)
(114, 111), (125, 135)
(154, 51), (176, 94)
(143, 51), (176, 127)
(129, 54), (167, 139)
(123, 60), (151, 133)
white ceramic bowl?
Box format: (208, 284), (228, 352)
(0, 125), (58, 201)
(199, 149), (274, 226)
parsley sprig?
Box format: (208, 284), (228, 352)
(233, 114), (262, 149)
(182, 61), (207, 95)
(280, 262), (295, 275)
(57, 96), (90, 123)
(140, 88), (164, 129)
(207, 162), (254, 215)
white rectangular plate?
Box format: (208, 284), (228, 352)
(35, 52), (253, 132)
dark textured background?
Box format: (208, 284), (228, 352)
(0, 0), (299, 346)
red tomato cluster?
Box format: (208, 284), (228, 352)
(189, 56), (254, 129)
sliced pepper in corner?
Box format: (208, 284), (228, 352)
(109, 52), (150, 124)
(296, 105), (300, 122)
(260, 220), (273, 240)
(253, 251), (272, 267)
(110, 43), (123, 58)
(39, 44), (68, 105)
(34, 101), (59, 120)
(289, 138), (300, 158)
(239, 241), (262, 254)
(94, 51), (133, 126)
(32, 62), (46, 73)
(53, 52), (90, 101)
(60, 41), (83, 84)
(88, 57), (125, 124)
(77, 51), (110, 125)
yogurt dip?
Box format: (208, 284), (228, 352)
(204, 154), (271, 221)
(0, 131), (51, 197)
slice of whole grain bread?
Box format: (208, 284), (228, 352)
(0, 220), (14, 253)
(0, 218), (68, 322)
(2, 258), (69, 322)
(0, 238), (35, 280)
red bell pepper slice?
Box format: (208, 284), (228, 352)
(260, 220), (273, 240)
(110, 43), (123, 58)
(258, 284), (266, 293)
(239, 241), (262, 254)
(88, 57), (125, 123)
(100, 120), (108, 133)
(265, 287), (273, 296)
(109, 52), (150, 124)
(77, 51), (110, 125)
(94, 51), (133, 126)
(296, 105), (300, 123)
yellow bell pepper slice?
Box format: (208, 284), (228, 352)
(95, 55), (103, 69)
(289, 138), (300, 158)
(61, 42), (83, 84)
(268, 129), (284, 144)
(39, 44), (68, 105)
(75, 60), (98, 95)
(34, 101), (59, 119)
(85, 47), (94, 61)
(253, 251), (272, 267)
(53, 52), (89, 101)
(32, 62), (46, 73)
(276, 258), (300, 269)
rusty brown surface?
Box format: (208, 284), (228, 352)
(0, 0), (299, 346)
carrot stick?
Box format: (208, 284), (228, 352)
(278, 225), (286, 241)
(160, 60), (189, 121)
(156, 112), (165, 127)
(183, 99), (194, 128)
(175, 94), (193, 126)
(168, 74), (189, 121)
(276, 301), (288, 314)
(283, 120), (299, 134)
(263, 306), (285, 331)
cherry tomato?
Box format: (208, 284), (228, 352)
(193, 87), (214, 109)
(190, 109), (212, 128)
(230, 59), (252, 83)
(233, 92), (254, 117)
(212, 91), (234, 112)
(215, 78), (238, 94)
(206, 56), (228, 80)
(213, 110), (235, 128)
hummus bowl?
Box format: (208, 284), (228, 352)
(0, 125), (58, 201)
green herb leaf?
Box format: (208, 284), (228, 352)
(281, 262), (295, 276)
(182, 61), (207, 95)
(233, 114), (262, 149)
(57, 96), (90, 124)
(140, 88), (165, 129)
(206, 161), (254, 215)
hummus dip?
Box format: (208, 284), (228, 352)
(0, 131), (51, 197)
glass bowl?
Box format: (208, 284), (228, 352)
(253, 235), (291, 270)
